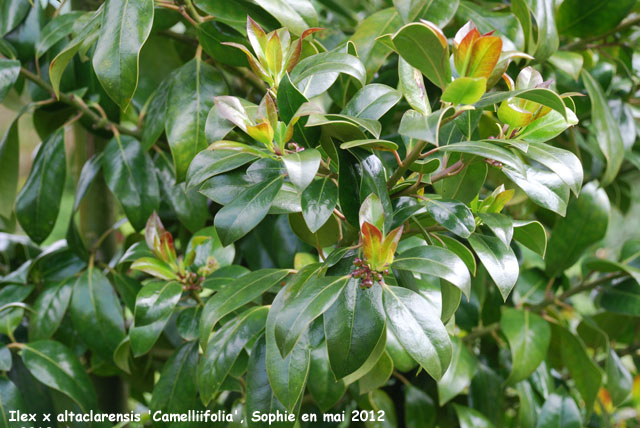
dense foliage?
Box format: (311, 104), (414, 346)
(1, 0), (640, 426)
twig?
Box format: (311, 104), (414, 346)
(19, 67), (141, 139)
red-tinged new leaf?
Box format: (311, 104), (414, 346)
(247, 121), (275, 147)
(380, 225), (404, 268)
(221, 42), (271, 84)
(362, 222), (383, 267)
(247, 16), (268, 62)
(286, 28), (323, 72)
(265, 32), (283, 76)
(467, 36), (502, 79)
(454, 21), (480, 76)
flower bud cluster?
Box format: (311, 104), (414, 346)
(351, 258), (388, 289)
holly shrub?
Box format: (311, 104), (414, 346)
(1, 0), (640, 426)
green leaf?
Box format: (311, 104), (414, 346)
(349, 8), (403, 80)
(404, 386), (436, 427)
(606, 349), (632, 406)
(266, 285), (311, 411)
(438, 141), (525, 175)
(165, 58), (227, 181)
(0, 117), (19, 219)
(425, 198), (475, 239)
(341, 139), (399, 152)
(437, 337), (477, 405)
(282, 148), (321, 191)
(392, 246), (471, 298)
(548, 323), (603, 411)
(156, 155), (208, 233)
(0, 59), (20, 102)
(0, 376), (26, 427)
(583, 257), (640, 287)
(441, 77), (486, 105)
(545, 181), (609, 277)
(0, 347), (10, 372)
(275, 276), (350, 358)
(49, 8), (102, 97)
(247, 335), (296, 428)
(469, 234), (519, 301)
(434, 157), (487, 204)
(520, 141), (582, 196)
(301, 177), (338, 233)
(357, 351), (393, 394)
(503, 164), (569, 216)
(393, 0), (459, 25)
(130, 281), (182, 356)
(598, 279), (640, 316)
(324, 278), (386, 379)
(308, 343), (348, 411)
(20, 341), (98, 412)
(389, 22), (451, 90)
(548, 51), (584, 81)
(35, 11), (85, 58)
(214, 175), (284, 245)
(398, 57), (430, 115)
(478, 213), (513, 247)
(516, 109), (578, 145)
(453, 404), (495, 428)
(557, 0), (636, 37)
(70, 267), (125, 359)
(186, 149), (258, 188)
(277, 73), (318, 147)
(433, 234), (477, 275)
(476, 88), (567, 120)
(141, 74), (172, 150)
(29, 279), (72, 341)
(501, 308), (550, 383)
(103, 135), (159, 231)
(513, 220), (547, 257)
(342, 84), (401, 120)
(0, 0), (30, 36)
(581, 70), (624, 187)
(198, 306), (269, 404)
(150, 342), (199, 414)
(535, 394), (581, 428)
(290, 52), (366, 95)
(92, 0), (153, 110)
(516, 381), (541, 428)
(199, 269), (289, 347)
(383, 286), (451, 380)
(15, 129), (66, 244)
(358, 389), (398, 428)
(253, 0), (317, 36)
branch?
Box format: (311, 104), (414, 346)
(462, 322), (500, 343)
(20, 67), (141, 139)
(562, 15), (640, 50)
(386, 140), (430, 189)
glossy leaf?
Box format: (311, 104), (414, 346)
(308, 343), (347, 411)
(581, 70), (624, 187)
(70, 268), (125, 359)
(441, 77), (486, 105)
(130, 281), (182, 356)
(165, 58), (227, 181)
(214, 175), (284, 245)
(150, 342), (199, 414)
(324, 278), (386, 379)
(92, 0), (154, 110)
(389, 22), (451, 89)
(198, 306), (269, 404)
(199, 269), (289, 347)
(545, 182), (609, 277)
(392, 246), (471, 298)
(424, 198), (475, 238)
(469, 234), (519, 301)
(282, 148), (321, 191)
(501, 308), (550, 383)
(103, 135), (159, 231)
(29, 279), (72, 341)
(20, 341), (98, 412)
(535, 394), (581, 428)
(557, 0), (636, 37)
(437, 337), (476, 405)
(383, 286), (451, 380)
(274, 276), (350, 358)
(0, 59), (19, 102)
(342, 84), (401, 120)
(15, 129), (66, 244)
(0, 117), (19, 219)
